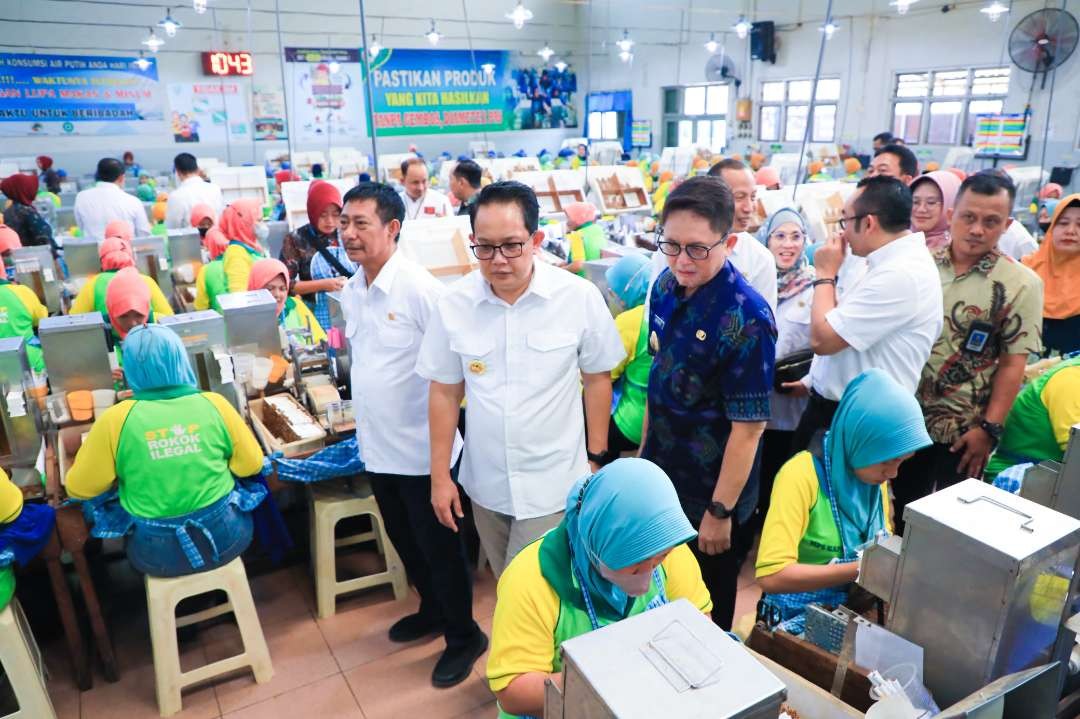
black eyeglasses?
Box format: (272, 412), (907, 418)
(837, 212), (873, 230)
(655, 228), (726, 260)
(470, 242), (526, 260)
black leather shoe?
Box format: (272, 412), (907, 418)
(388, 613), (444, 643)
(432, 631), (488, 688)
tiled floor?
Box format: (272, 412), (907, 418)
(40, 547), (763, 719)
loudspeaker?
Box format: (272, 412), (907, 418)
(750, 21), (776, 64)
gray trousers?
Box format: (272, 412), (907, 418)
(471, 504), (564, 579)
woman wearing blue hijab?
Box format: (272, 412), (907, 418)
(487, 458), (711, 718)
(754, 369), (931, 633)
(66, 325), (267, 577)
(596, 253), (654, 465)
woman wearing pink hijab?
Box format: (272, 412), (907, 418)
(69, 219), (174, 318)
(910, 170), (962, 252)
(246, 258), (325, 343)
(219, 198), (269, 293)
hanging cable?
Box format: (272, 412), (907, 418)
(358, 0), (380, 176)
(1037, 0), (1066, 185)
(791, 0), (834, 203)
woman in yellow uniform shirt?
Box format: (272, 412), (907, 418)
(68, 220), (173, 319)
(66, 324), (265, 576)
(487, 458), (711, 718)
(0, 225), (48, 373)
(221, 198), (269, 294)
(247, 258), (326, 343)
(755, 369), (930, 634)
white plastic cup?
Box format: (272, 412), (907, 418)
(251, 357), (272, 391)
(881, 663), (939, 716)
(92, 388), (116, 416)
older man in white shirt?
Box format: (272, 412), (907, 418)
(339, 181), (486, 689)
(399, 157), (452, 220)
(417, 181), (625, 578)
(165, 153), (224, 230)
(73, 157), (152, 241)
(786, 175), (944, 451)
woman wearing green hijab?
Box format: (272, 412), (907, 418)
(487, 458), (712, 718)
(754, 369), (931, 633)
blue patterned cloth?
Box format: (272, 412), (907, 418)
(759, 586), (850, 636)
(262, 435), (365, 483)
(993, 462), (1033, 494)
(640, 262), (777, 522)
(309, 246), (357, 331)
(0, 503), (55, 568)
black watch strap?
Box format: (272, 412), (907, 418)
(586, 450), (607, 464)
(979, 419), (1004, 442)
(708, 501), (733, 519)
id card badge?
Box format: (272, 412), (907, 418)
(963, 320), (993, 354)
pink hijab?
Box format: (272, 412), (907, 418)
(910, 170), (962, 252)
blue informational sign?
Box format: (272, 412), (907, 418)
(364, 48), (578, 136)
(0, 53), (165, 137)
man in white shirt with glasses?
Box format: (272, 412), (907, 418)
(417, 181), (625, 578)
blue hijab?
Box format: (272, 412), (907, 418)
(604, 253), (651, 310)
(122, 324), (198, 394)
(565, 458), (696, 615)
(824, 369), (931, 557)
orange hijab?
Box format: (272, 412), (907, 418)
(218, 198), (263, 250)
(1023, 194), (1080, 320)
(247, 257), (289, 315)
(105, 267), (150, 338)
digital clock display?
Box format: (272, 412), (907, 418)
(201, 51), (254, 76)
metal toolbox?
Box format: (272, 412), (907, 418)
(887, 479), (1080, 707)
(62, 237), (103, 281)
(545, 599), (786, 718)
(219, 290), (282, 359)
(132, 236), (173, 301)
(11, 246), (61, 314)
(39, 313), (113, 393)
(0, 338), (43, 469)
(158, 311), (239, 410)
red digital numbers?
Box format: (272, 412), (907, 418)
(202, 52), (253, 76)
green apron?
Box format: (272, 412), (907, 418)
(612, 309), (652, 445)
(0, 281), (45, 372)
(114, 389), (235, 519)
(569, 222), (606, 278)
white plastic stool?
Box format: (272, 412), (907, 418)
(309, 477), (408, 618)
(145, 557), (273, 717)
(0, 600), (56, 719)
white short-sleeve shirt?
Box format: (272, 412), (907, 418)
(415, 260), (626, 519)
(400, 188), (453, 221)
(73, 182), (152, 241)
(807, 232), (943, 401)
(165, 175), (225, 230)
(997, 220), (1038, 261)
(341, 250), (463, 476)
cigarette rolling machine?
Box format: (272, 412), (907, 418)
(132, 235), (174, 302)
(0, 338), (44, 478)
(62, 237), (103, 286)
(218, 289), (282, 359)
(11, 246), (62, 314)
(38, 313), (113, 394)
(158, 311), (240, 410)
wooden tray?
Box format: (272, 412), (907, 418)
(248, 395), (326, 458)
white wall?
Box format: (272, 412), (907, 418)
(585, 0), (1079, 182)
(0, 0), (591, 177)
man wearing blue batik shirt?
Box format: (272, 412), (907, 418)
(640, 175), (776, 630)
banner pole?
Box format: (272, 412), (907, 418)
(358, 0), (380, 178)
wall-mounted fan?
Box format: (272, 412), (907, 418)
(705, 51), (740, 88)
(1008, 8), (1079, 88)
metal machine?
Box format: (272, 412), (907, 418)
(61, 237), (103, 284)
(858, 479), (1080, 707)
(0, 338), (44, 482)
(132, 236), (174, 303)
(545, 599), (787, 718)
(166, 228), (203, 268)
(219, 289), (282, 359)
(11, 246), (62, 314)
(38, 313), (113, 394)
(1018, 424), (1080, 518)
(326, 291), (350, 393)
(158, 311), (240, 410)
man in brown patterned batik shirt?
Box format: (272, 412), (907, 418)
(892, 171), (1043, 534)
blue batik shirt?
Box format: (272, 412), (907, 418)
(641, 261), (777, 524)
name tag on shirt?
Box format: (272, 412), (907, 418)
(424, 206), (435, 215)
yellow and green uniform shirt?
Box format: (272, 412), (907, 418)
(487, 524), (711, 718)
(69, 271), (174, 319)
(0, 280), (47, 372)
(65, 389), (263, 519)
(195, 259), (227, 313)
(0, 468), (24, 610)
(986, 358), (1080, 481)
(611, 305), (651, 445)
(223, 242), (266, 294)
(756, 452), (891, 579)
(566, 222), (605, 277)
(280, 296), (327, 344)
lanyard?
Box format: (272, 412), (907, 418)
(819, 449), (881, 561)
(569, 549), (666, 632)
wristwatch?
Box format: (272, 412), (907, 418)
(586, 449), (607, 464)
(978, 419), (1004, 443)
(707, 500), (733, 520)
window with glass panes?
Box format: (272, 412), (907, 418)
(890, 67), (1010, 145)
(587, 111), (622, 141)
(758, 78), (840, 143)
(662, 83), (730, 151)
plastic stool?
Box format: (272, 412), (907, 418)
(0, 600), (56, 719)
(146, 557), (273, 717)
(309, 478), (408, 618)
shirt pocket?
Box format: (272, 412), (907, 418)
(451, 335), (497, 387)
(526, 330), (579, 386)
(378, 323), (415, 350)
